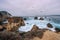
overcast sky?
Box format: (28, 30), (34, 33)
(0, 0), (60, 16)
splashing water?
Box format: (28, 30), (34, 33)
(18, 16), (60, 32)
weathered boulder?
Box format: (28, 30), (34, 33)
(31, 25), (40, 31)
(47, 23), (53, 28)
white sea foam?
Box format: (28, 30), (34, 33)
(19, 19), (56, 32)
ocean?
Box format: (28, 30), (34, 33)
(18, 16), (60, 32)
(50, 16), (60, 29)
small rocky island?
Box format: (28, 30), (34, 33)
(0, 11), (60, 40)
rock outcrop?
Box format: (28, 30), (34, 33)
(55, 28), (60, 33)
(20, 30), (44, 40)
(31, 25), (40, 31)
(0, 16), (25, 32)
(39, 17), (44, 20)
(0, 31), (21, 40)
(47, 23), (53, 28)
(4, 17), (25, 31)
(31, 25), (46, 32)
(19, 25), (44, 40)
(0, 29), (60, 40)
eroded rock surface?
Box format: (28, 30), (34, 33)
(0, 31), (21, 40)
(4, 17), (25, 31)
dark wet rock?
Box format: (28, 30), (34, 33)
(47, 23), (53, 28)
(55, 28), (60, 33)
(34, 17), (38, 20)
(0, 31), (21, 40)
(24, 18), (27, 20)
(39, 17), (44, 20)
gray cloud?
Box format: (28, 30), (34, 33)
(0, 0), (60, 16)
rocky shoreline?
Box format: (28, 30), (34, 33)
(0, 11), (60, 40)
(0, 25), (60, 40)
